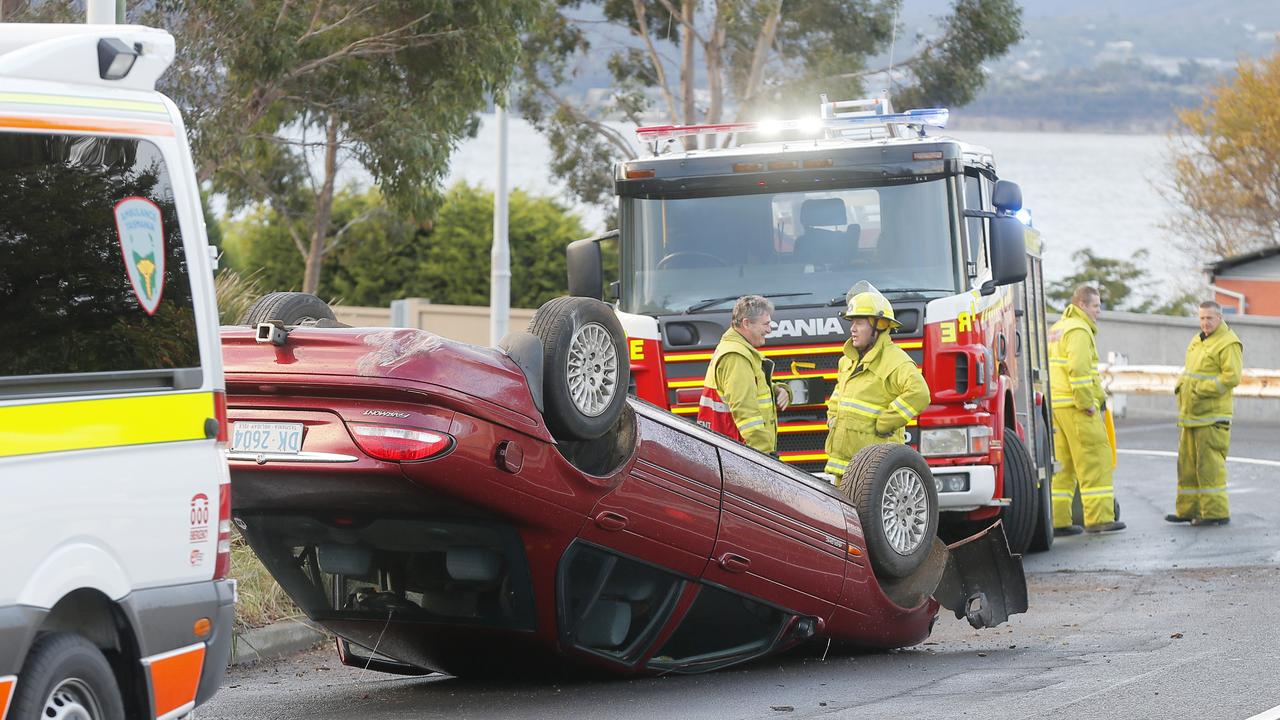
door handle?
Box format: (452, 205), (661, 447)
(718, 553), (751, 573)
(594, 511), (628, 532)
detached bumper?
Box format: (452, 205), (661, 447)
(933, 521), (1028, 629)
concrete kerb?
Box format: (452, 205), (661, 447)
(230, 618), (329, 666)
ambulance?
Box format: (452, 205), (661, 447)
(0, 22), (233, 720)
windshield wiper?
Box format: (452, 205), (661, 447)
(827, 288), (952, 305)
(686, 292), (813, 314)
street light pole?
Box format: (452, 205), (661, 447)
(86, 0), (114, 23)
(489, 100), (511, 347)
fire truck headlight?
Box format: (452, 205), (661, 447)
(920, 426), (991, 457)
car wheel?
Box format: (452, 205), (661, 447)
(528, 296), (629, 441)
(240, 291), (337, 326)
(1028, 420), (1054, 553)
(843, 444), (939, 579)
(999, 430), (1037, 555)
(10, 633), (125, 720)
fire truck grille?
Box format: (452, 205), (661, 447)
(660, 342), (920, 471)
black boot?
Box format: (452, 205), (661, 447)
(1085, 521), (1127, 533)
(1190, 517), (1229, 527)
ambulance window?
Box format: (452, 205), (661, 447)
(0, 133), (200, 384)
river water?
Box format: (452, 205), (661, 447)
(445, 116), (1195, 299)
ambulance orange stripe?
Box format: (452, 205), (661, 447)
(0, 675), (14, 720)
(143, 644), (205, 719)
(0, 114), (174, 137)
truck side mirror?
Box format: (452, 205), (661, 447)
(992, 180), (1022, 214)
(983, 216), (1027, 295)
(567, 238), (604, 300)
(566, 229), (619, 300)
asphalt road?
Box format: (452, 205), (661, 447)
(202, 417), (1280, 720)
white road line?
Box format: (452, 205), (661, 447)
(1118, 449), (1280, 468)
(1246, 702), (1280, 720)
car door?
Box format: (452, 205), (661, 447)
(704, 446), (848, 620)
(576, 401), (722, 578)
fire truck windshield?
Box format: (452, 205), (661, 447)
(620, 178), (959, 316)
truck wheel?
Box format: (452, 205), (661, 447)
(10, 633), (125, 720)
(999, 431), (1037, 554)
(240, 291), (336, 326)
(843, 444), (939, 579)
(1028, 422), (1055, 553)
(528, 297), (629, 441)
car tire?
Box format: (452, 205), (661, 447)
(10, 633), (125, 720)
(240, 291), (337, 326)
(999, 430), (1037, 555)
(1028, 420), (1054, 553)
(528, 296), (629, 441)
(843, 443), (939, 579)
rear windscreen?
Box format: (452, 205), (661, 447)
(0, 133), (200, 377)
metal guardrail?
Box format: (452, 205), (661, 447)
(1098, 364), (1280, 398)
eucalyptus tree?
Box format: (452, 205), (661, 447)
(518, 0), (1023, 209)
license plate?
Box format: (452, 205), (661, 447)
(231, 422), (303, 454)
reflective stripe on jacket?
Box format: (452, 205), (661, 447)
(823, 332), (930, 476)
(1048, 304), (1103, 412)
(1176, 322), (1243, 428)
(696, 328), (778, 453)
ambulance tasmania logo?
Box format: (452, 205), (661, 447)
(113, 196), (166, 315)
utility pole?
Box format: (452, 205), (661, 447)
(489, 100), (511, 347)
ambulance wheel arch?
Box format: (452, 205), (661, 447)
(15, 543), (131, 610)
(7, 589), (150, 720)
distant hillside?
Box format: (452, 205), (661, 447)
(900, 0), (1279, 131)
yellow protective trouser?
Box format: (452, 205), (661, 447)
(1051, 407), (1116, 528)
(1176, 424), (1231, 520)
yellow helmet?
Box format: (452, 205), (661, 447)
(841, 281), (901, 331)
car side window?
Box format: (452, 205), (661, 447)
(559, 544), (684, 664)
(0, 133), (200, 384)
(647, 584), (787, 672)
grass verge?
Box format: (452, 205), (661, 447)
(229, 530), (302, 633)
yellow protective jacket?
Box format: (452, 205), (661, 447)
(823, 331), (930, 477)
(697, 328), (780, 453)
(1175, 322), (1243, 428)
(1048, 304), (1103, 412)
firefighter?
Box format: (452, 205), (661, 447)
(1167, 300), (1242, 527)
(823, 283), (930, 486)
(696, 295), (790, 454)
(1049, 285), (1125, 534)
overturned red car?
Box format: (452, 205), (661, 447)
(222, 293), (1026, 677)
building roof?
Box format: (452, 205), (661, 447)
(1205, 245), (1280, 276)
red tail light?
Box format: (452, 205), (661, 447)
(350, 424), (455, 462)
(213, 481), (231, 580)
(213, 390), (228, 444)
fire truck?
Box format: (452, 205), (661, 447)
(565, 97), (1056, 554)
